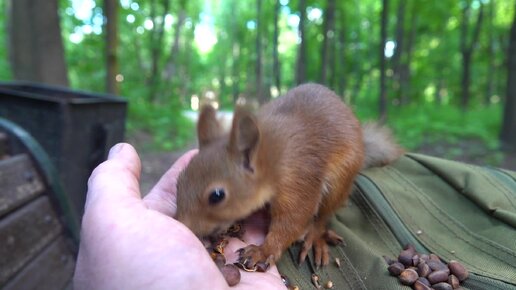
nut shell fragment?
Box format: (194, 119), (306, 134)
(311, 273), (322, 289)
(335, 257), (341, 268)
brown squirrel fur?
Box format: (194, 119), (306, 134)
(175, 83), (403, 268)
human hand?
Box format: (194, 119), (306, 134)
(74, 143), (285, 290)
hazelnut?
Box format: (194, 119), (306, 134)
(417, 262), (431, 277)
(399, 250), (414, 266)
(448, 260), (469, 282)
(417, 277), (431, 286)
(427, 270), (449, 284)
(220, 264), (241, 286)
(388, 262), (405, 276)
(399, 268), (419, 285)
(448, 274), (460, 289)
(412, 254), (420, 266)
(429, 254), (441, 262)
(212, 253), (226, 268)
(413, 280), (432, 290)
(427, 260), (448, 272)
(383, 255), (396, 265)
(432, 282), (453, 290)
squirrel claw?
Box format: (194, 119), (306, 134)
(324, 229), (345, 246)
(236, 245), (274, 271)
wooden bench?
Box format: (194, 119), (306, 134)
(0, 120), (79, 289)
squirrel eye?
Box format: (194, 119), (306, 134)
(208, 188), (226, 205)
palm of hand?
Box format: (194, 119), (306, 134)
(74, 145), (285, 290)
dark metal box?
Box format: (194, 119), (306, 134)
(0, 82), (127, 218)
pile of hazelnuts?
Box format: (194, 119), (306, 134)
(384, 244), (469, 290)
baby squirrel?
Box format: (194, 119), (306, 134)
(175, 83), (403, 269)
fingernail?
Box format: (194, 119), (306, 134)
(108, 143), (125, 159)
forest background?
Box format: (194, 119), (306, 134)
(2, 0), (516, 184)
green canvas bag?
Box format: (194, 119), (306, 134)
(277, 153), (516, 290)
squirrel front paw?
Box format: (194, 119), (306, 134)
(299, 229), (345, 268)
(236, 245), (275, 272)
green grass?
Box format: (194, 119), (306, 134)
(354, 101), (502, 151)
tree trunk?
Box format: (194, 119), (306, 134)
(379, 0), (389, 121)
(255, 0), (266, 104)
(104, 0), (119, 95)
(232, 42), (241, 104)
(337, 29), (346, 97)
(435, 76), (444, 105)
(7, 0), (68, 86)
(179, 29), (193, 105)
(218, 58), (228, 104)
(272, 0), (281, 95)
(498, 33), (509, 102)
(295, 0), (307, 85)
(391, 0), (406, 98)
(351, 68), (367, 104)
(500, 2), (516, 151)
(460, 1), (484, 109)
(399, 4), (417, 105)
(461, 50), (472, 107)
(134, 38), (146, 74)
(163, 0), (186, 87)
(348, 16), (362, 103)
(148, 0), (158, 91)
(332, 4), (345, 96)
(320, 0), (336, 85)
(148, 0), (170, 102)
(485, 0), (496, 105)
(328, 23), (338, 90)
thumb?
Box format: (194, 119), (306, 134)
(84, 143), (142, 211)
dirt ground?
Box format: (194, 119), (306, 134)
(127, 132), (516, 194)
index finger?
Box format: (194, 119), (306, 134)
(143, 149), (198, 216)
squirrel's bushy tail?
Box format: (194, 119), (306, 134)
(362, 122), (404, 169)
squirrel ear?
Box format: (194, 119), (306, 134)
(230, 108), (259, 171)
(197, 105), (223, 148)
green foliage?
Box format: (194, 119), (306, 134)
(0, 0), (514, 154)
(350, 72), (502, 151)
(0, 1), (12, 81)
(365, 103), (502, 151)
(126, 100), (195, 150)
